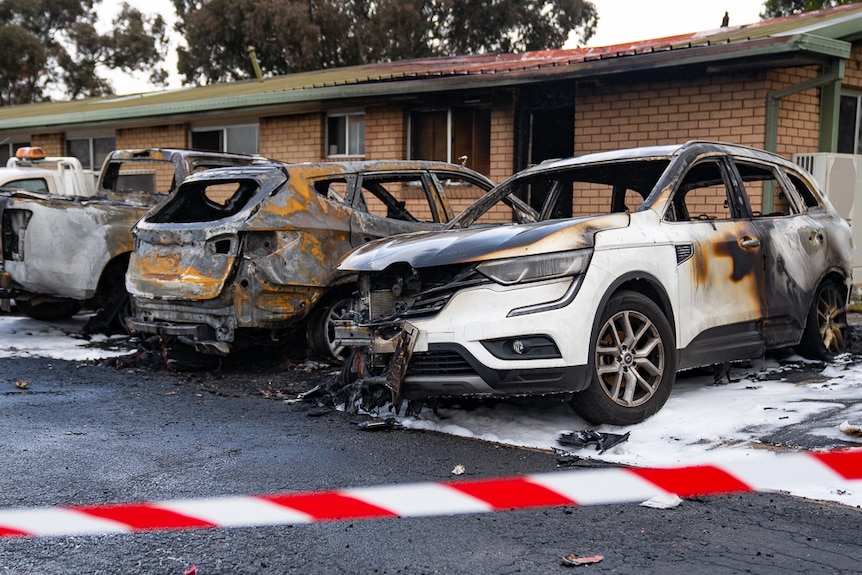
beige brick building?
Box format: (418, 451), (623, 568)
(4, 4), (862, 210)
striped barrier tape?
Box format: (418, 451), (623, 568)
(0, 448), (859, 538)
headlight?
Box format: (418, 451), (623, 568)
(476, 250), (591, 285)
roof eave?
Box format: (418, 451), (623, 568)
(0, 33), (852, 132)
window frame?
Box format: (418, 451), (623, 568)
(326, 112), (366, 157)
(838, 92), (862, 154)
(65, 135), (115, 170)
(190, 124), (259, 155)
(408, 105), (491, 175)
(0, 140), (30, 166)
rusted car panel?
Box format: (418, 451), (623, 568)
(0, 148), (266, 326)
(334, 141), (854, 425)
(125, 160), (494, 359)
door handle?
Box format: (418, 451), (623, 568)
(739, 237), (761, 249)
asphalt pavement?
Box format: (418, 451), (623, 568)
(0, 352), (860, 574)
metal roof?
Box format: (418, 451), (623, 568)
(3, 3), (862, 132)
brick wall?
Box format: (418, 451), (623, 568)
(365, 106), (407, 159)
(116, 124), (188, 149)
(489, 99), (515, 182)
(114, 124), (190, 192)
(574, 72), (772, 156)
(30, 133), (65, 156)
(845, 44), (862, 88)
(260, 113), (324, 162)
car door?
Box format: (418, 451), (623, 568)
(348, 172), (442, 246)
(663, 156), (768, 368)
(730, 158), (832, 348)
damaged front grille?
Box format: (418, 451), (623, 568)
(362, 263), (489, 323)
(406, 350), (476, 376)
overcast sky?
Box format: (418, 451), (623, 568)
(100, 0), (768, 95)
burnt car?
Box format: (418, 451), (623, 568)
(0, 148), (266, 330)
(334, 141), (854, 425)
(125, 160), (494, 360)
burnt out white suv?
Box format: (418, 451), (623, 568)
(334, 141), (854, 425)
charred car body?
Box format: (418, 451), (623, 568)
(0, 148), (265, 329)
(335, 141), (854, 425)
(124, 160), (494, 360)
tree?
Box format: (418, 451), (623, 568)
(0, 0), (168, 105)
(172, 0), (598, 85)
(762, 0), (857, 18)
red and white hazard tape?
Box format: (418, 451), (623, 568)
(0, 449), (859, 537)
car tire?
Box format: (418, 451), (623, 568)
(570, 290), (677, 426)
(306, 296), (356, 363)
(795, 280), (849, 361)
(85, 260), (132, 334)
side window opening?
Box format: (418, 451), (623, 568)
(668, 160), (736, 222)
(355, 175), (439, 223)
(786, 172), (822, 210)
(314, 178), (349, 204)
(460, 160), (666, 227)
(733, 161), (799, 217)
(0, 178), (49, 194)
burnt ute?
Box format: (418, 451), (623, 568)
(125, 160), (494, 360)
(334, 141), (855, 425)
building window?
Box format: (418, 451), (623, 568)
(409, 106), (490, 175)
(65, 136), (115, 170)
(838, 94), (861, 154)
(191, 124), (259, 155)
(0, 140), (30, 165)
(327, 112), (365, 157)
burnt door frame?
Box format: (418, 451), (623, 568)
(516, 80), (575, 170)
(516, 81), (575, 214)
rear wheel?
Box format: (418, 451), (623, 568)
(84, 257), (132, 334)
(570, 291), (676, 426)
(306, 296), (356, 363)
(16, 298), (81, 320)
(795, 280), (849, 361)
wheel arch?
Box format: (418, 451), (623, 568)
(591, 271), (677, 339)
(820, 268), (851, 300)
(797, 268), (851, 327)
(95, 251), (132, 299)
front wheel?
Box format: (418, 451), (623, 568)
(795, 280), (849, 361)
(570, 291), (677, 426)
(306, 296), (356, 363)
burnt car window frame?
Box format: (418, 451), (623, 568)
(148, 177), (264, 224)
(728, 158), (805, 218)
(352, 172), (441, 223)
(311, 176), (351, 205)
(428, 170), (493, 222)
(665, 157), (748, 222)
(783, 169), (825, 211)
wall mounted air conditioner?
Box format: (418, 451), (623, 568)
(793, 152), (862, 280)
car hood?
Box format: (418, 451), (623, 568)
(338, 212), (630, 271)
